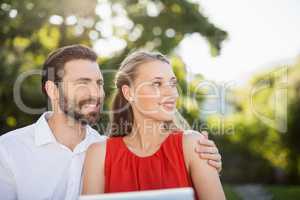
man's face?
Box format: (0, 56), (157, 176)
(58, 59), (105, 125)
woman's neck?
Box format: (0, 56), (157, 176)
(125, 114), (169, 152)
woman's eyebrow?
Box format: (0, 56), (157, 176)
(150, 76), (177, 81)
(152, 77), (163, 80)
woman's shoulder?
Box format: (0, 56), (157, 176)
(86, 140), (107, 159)
(181, 130), (205, 165)
(83, 141), (107, 179)
(182, 129), (203, 144)
(87, 135), (123, 149)
(167, 129), (203, 147)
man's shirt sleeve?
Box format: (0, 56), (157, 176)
(0, 144), (17, 200)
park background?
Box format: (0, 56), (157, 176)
(1, 0), (300, 199)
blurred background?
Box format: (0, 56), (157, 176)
(0, 0), (300, 199)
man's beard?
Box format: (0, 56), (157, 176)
(59, 94), (101, 126)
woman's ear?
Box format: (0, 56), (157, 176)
(121, 85), (134, 102)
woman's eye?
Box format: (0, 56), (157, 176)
(152, 81), (161, 87)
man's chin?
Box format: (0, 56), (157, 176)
(79, 112), (100, 125)
(80, 118), (98, 125)
(64, 110), (100, 126)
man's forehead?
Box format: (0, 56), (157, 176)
(63, 59), (102, 79)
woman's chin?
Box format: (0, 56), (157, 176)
(155, 113), (175, 122)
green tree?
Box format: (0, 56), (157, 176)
(207, 57), (300, 184)
(0, 0), (227, 134)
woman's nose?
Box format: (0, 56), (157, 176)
(161, 85), (179, 97)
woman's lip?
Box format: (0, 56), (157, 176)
(161, 102), (176, 109)
(160, 101), (176, 105)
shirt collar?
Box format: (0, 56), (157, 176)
(74, 125), (100, 154)
(34, 111), (57, 146)
(34, 112), (95, 147)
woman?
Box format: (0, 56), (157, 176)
(82, 51), (226, 200)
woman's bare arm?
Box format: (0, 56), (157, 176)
(183, 130), (226, 200)
(81, 141), (106, 194)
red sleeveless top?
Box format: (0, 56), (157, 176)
(104, 131), (194, 193)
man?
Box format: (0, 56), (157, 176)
(0, 45), (222, 200)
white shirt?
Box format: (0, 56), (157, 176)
(0, 112), (107, 200)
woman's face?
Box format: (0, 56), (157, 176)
(128, 60), (179, 122)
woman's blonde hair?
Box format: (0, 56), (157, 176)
(109, 51), (190, 137)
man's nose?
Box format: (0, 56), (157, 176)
(89, 82), (103, 99)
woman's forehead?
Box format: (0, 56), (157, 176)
(135, 60), (175, 80)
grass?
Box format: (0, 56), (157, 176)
(223, 185), (242, 200)
(266, 185), (300, 200)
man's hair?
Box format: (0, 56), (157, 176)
(41, 44), (97, 97)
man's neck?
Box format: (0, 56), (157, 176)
(47, 112), (87, 152)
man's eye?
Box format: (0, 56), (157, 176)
(77, 81), (88, 85)
(97, 82), (104, 86)
(76, 80), (90, 85)
(170, 80), (178, 87)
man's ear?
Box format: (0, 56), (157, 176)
(45, 80), (59, 102)
(121, 85), (133, 102)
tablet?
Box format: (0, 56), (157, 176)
(79, 187), (195, 200)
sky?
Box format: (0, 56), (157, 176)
(177, 0), (300, 84)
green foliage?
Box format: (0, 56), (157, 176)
(0, 0), (227, 134)
(223, 185), (242, 200)
(267, 185), (300, 200)
(207, 58), (300, 184)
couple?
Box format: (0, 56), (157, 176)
(0, 44), (225, 200)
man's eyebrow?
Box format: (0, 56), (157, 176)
(74, 78), (92, 82)
(74, 77), (104, 83)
